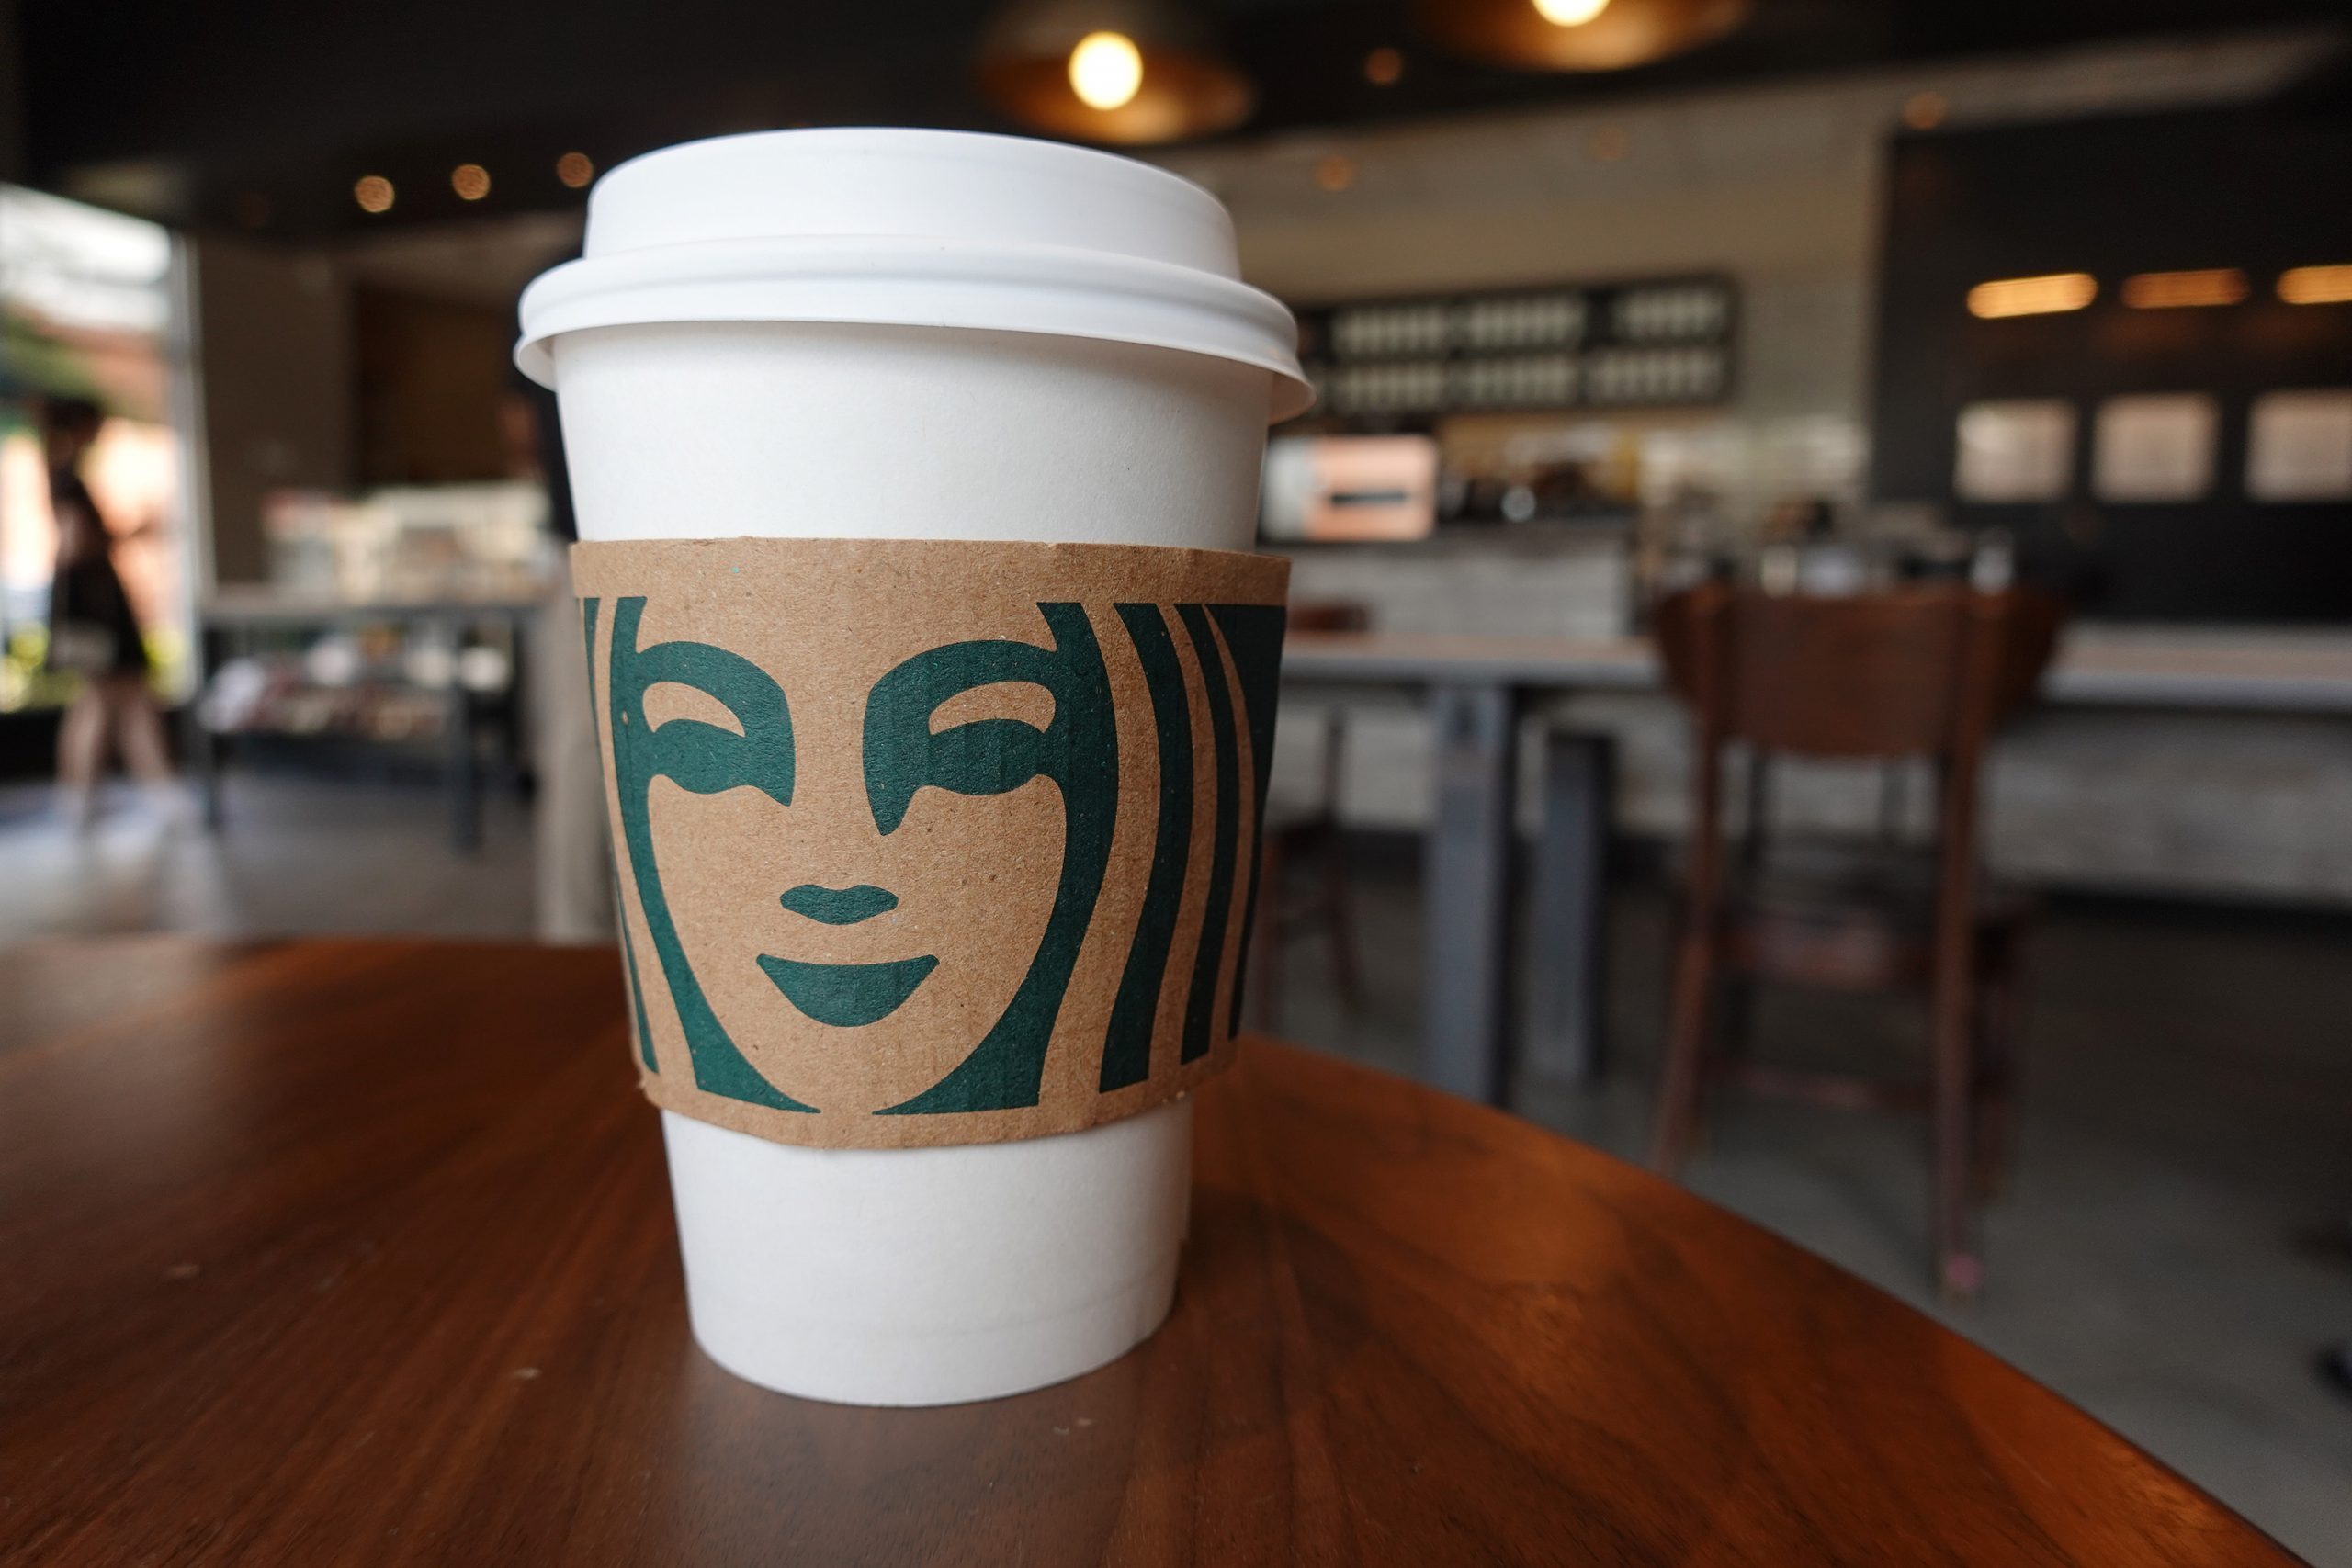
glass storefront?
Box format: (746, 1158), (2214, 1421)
(0, 183), (196, 709)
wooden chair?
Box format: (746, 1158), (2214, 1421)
(1646, 582), (2062, 1297)
(1250, 602), (1369, 1031)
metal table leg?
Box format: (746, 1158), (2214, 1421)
(447, 681), (480, 854)
(195, 624), (229, 831)
(445, 614), (481, 855)
(190, 712), (224, 831)
(1526, 729), (1616, 1084)
(1422, 681), (1521, 1106)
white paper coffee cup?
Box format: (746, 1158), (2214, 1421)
(518, 128), (1306, 1406)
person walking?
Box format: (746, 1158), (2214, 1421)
(41, 397), (178, 827)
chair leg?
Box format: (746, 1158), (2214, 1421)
(1649, 923), (1717, 1173)
(1971, 933), (2026, 1200)
(1719, 975), (1758, 1063)
(1321, 829), (1363, 1019)
(1249, 836), (1286, 1033)
(1932, 980), (1981, 1301)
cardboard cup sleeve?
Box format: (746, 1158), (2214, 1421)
(572, 536), (1291, 1151)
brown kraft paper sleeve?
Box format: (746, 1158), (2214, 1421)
(571, 536), (1291, 1150)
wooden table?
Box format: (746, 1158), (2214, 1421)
(0, 939), (2298, 1566)
(1280, 627), (2352, 1105)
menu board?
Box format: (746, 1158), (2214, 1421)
(1291, 276), (1736, 424)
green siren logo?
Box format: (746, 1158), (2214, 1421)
(577, 539), (1284, 1143)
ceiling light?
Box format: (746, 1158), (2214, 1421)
(354, 175), (394, 214)
(2120, 269), (2246, 310)
(978, 0), (1253, 145)
(1967, 273), (2097, 319)
(450, 164), (492, 201)
(556, 152), (595, 189)
(1535, 0), (1610, 24)
(1415, 0), (1748, 73)
(1068, 31), (1143, 110)
(1363, 47), (1405, 85)
(2278, 265), (2352, 305)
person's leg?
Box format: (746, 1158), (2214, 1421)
(118, 675), (191, 823)
(55, 684), (111, 826)
(108, 675), (178, 791)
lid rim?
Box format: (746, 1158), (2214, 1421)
(516, 233), (1311, 423)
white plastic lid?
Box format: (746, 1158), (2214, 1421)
(516, 128), (1311, 422)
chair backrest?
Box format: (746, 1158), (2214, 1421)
(1652, 584), (2061, 762)
(1288, 601), (1372, 634)
(1654, 586), (2065, 1055)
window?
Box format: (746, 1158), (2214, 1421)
(1955, 400), (2075, 502)
(2246, 389), (2352, 502)
(0, 185), (196, 709)
(2092, 395), (2218, 503)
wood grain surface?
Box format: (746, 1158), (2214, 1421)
(0, 939), (2301, 1566)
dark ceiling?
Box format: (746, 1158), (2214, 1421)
(17, 0), (2350, 238)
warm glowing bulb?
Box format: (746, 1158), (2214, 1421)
(1069, 31), (1143, 111)
(354, 175), (394, 214)
(1534, 0), (1611, 27)
(556, 152), (595, 189)
(450, 164), (491, 201)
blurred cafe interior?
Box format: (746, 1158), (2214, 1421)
(3, 0), (2350, 1559)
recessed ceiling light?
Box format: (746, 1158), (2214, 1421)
(1416, 0), (1750, 73)
(1535, 0), (1611, 25)
(977, 0), (1254, 145)
(1068, 30), (1144, 110)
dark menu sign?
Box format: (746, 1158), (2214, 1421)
(1291, 276), (1736, 425)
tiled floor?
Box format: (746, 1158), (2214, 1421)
(0, 774), (536, 942)
(5, 773), (2349, 1563)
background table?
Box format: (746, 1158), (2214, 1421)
(194, 587), (543, 853)
(0, 940), (2297, 1566)
(1280, 627), (2352, 1106)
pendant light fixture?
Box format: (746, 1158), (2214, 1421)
(978, 0), (1254, 145)
(1414, 0), (1750, 73)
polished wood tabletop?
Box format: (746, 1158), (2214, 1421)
(0, 939), (2299, 1566)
